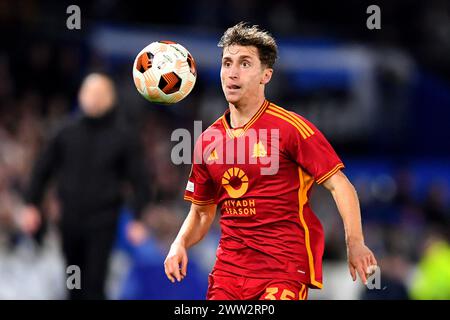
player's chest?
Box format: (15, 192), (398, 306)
(202, 130), (292, 186)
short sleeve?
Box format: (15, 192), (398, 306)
(183, 136), (217, 205)
(287, 114), (344, 184)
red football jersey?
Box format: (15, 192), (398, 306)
(184, 100), (344, 288)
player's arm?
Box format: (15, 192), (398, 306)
(322, 170), (377, 285)
(164, 202), (217, 283)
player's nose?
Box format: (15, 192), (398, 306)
(228, 69), (239, 79)
(227, 64), (239, 79)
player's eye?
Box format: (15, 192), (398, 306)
(223, 61), (231, 67)
(242, 61), (250, 68)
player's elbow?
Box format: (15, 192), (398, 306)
(322, 170), (354, 193)
(191, 203), (217, 224)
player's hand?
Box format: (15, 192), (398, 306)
(164, 241), (188, 283)
(347, 241), (378, 286)
(19, 205), (41, 235)
(126, 220), (148, 246)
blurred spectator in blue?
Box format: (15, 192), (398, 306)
(117, 206), (208, 300)
(359, 254), (410, 300)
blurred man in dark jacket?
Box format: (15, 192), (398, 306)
(20, 73), (151, 300)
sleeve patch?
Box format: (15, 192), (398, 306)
(186, 180), (195, 192)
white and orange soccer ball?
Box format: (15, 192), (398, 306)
(132, 41), (197, 104)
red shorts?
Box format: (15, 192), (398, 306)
(206, 270), (309, 300)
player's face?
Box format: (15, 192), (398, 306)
(78, 74), (116, 118)
(221, 45), (272, 106)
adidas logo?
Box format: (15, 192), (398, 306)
(207, 149), (219, 161)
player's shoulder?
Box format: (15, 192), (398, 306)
(206, 115), (223, 131)
(265, 102), (316, 138)
(198, 115), (223, 137)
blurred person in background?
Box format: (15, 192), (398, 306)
(118, 205), (210, 299)
(359, 253), (410, 300)
(409, 227), (450, 300)
(19, 73), (152, 300)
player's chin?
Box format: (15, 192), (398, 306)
(224, 93), (241, 105)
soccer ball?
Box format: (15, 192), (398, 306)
(132, 41), (197, 105)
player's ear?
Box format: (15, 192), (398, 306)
(260, 68), (273, 85)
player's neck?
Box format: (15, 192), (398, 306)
(228, 96), (266, 128)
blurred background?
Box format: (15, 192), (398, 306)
(0, 0), (449, 299)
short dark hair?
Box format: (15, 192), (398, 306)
(218, 22), (278, 68)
